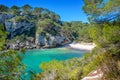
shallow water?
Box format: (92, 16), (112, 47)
(21, 48), (86, 79)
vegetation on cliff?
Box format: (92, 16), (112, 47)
(0, 0), (120, 79)
(33, 0), (120, 79)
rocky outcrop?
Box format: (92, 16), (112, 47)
(0, 13), (72, 49)
(7, 40), (39, 50)
(36, 33), (71, 48)
(7, 33), (71, 50)
(0, 14), (35, 38)
(5, 21), (34, 37)
(0, 14), (14, 24)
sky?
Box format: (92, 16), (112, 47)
(0, 0), (88, 22)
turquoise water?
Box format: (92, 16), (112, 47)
(22, 48), (86, 79)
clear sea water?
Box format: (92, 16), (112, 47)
(21, 48), (86, 80)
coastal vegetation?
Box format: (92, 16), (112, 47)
(0, 0), (120, 80)
(0, 24), (7, 50)
(33, 0), (120, 79)
(0, 50), (26, 80)
(0, 4), (91, 49)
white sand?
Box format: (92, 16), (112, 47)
(68, 43), (96, 51)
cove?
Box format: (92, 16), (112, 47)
(21, 48), (86, 79)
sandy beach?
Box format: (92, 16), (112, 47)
(68, 43), (96, 51)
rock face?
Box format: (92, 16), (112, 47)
(0, 14), (14, 24)
(0, 13), (72, 49)
(0, 14), (35, 38)
(5, 21), (34, 37)
(36, 33), (70, 48)
(7, 32), (71, 49)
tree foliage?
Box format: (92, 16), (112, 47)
(61, 21), (92, 42)
(0, 24), (7, 50)
(0, 4), (9, 13)
(33, 60), (80, 80)
(10, 5), (20, 15)
(22, 4), (32, 14)
(89, 23), (120, 49)
(0, 50), (26, 80)
(103, 25), (120, 43)
(33, 7), (43, 17)
(83, 0), (120, 22)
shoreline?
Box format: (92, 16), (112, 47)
(67, 43), (96, 51)
(1, 43), (96, 53)
(48, 42), (96, 51)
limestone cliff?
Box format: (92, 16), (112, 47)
(0, 13), (72, 49)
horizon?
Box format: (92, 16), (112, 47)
(0, 0), (88, 22)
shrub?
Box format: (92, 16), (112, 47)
(82, 53), (106, 77)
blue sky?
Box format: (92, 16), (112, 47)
(0, 0), (88, 22)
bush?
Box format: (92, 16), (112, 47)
(82, 53), (106, 77)
(89, 24), (120, 53)
(103, 25), (120, 44)
(0, 50), (26, 80)
(15, 16), (26, 22)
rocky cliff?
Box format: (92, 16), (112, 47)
(0, 14), (14, 24)
(0, 13), (72, 49)
(36, 33), (70, 48)
(5, 21), (34, 37)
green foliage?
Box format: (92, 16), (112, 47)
(32, 48), (107, 80)
(15, 16), (27, 22)
(32, 0), (120, 80)
(33, 60), (80, 80)
(36, 19), (53, 34)
(32, 41), (120, 80)
(0, 4), (92, 43)
(7, 34), (26, 44)
(89, 24), (120, 52)
(82, 0), (120, 77)
(22, 4), (32, 14)
(36, 18), (60, 36)
(1, 3), (120, 80)
(20, 48), (26, 54)
(10, 5), (20, 15)
(40, 60), (64, 71)
(32, 7), (43, 17)
(82, 53), (106, 77)
(0, 50), (26, 80)
(76, 23), (92, 42)
(61, 21), (92, 42)
(103, 25), (120, 44)
(0, 24), (7, 50)
(0, 4), (9, 13)
(83, 0), (120, 22)
(100, 52), (120, 80)
(89, 26), (104, 47)
(49, 12), (60, 22)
